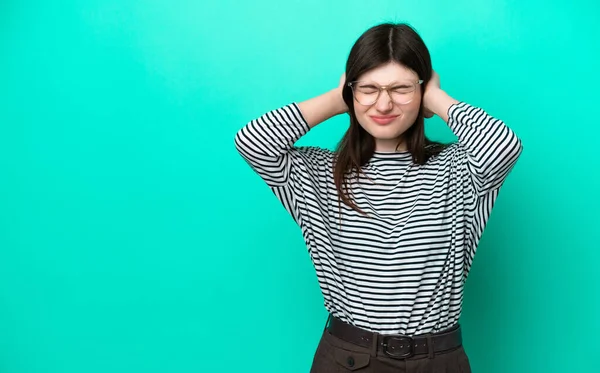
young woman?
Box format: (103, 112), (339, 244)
(235, 23), (522, 372)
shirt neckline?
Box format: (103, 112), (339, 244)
(371, 150), (412, 159)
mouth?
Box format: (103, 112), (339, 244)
(369, 115), (399, 125)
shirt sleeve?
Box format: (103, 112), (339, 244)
(447, 102), (523, 196)
(234, 103), (330, 228)
(234, 103), (310, 188)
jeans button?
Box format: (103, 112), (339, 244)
(347, 356), (355, 367)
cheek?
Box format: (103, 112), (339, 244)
(404, 98), (422, 117)
(353, 105), (370, 123)
(397, 102), (421, 127)
(409, 95), (422, 112)
(354, 104), (369, 115)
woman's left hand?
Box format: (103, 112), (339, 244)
(422, 70), (459, 122)
(423, 70), (442, 118)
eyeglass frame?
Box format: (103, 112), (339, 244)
(347, 79), (424, 106)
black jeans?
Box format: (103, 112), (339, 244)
(310, 329), (472, 373)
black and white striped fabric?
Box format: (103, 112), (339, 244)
(235, 102), (522, 335)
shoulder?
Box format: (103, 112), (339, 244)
(291, 145), (335, 164)
(425, 142), (467, 164)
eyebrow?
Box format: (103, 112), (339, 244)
(356, 80), (417, 85)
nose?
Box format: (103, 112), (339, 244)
(375, 89), (393, 112)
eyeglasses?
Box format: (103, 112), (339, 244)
(347, 79), (424, 106)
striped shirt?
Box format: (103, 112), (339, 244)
(234, 101), (523, 335)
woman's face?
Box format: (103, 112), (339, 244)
(351, 62), (422, 152)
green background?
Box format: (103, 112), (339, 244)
(1, 1), (599, 372)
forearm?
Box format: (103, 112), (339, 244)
(234, 103), (309, 186)
(426, 89), (460, 123)
(234, 85), (346, 185)
(297, 88), (347, 128)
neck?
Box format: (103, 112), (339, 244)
(375, 138), (407, 152)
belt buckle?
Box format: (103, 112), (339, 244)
(382, 336), (414, 359)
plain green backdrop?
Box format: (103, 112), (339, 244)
(1, 0), (599, 372)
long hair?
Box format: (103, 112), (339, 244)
(334, 23), (446, 214)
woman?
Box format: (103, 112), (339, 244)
(234, 23), (522, 372)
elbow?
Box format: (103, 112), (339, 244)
(233, 124), (251, 156)
(234, 128), (243, 154)
(511, 132), (524, 160)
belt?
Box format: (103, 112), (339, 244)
(327, 316), (462, 359)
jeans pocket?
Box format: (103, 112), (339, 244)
(332, 347), (371, 371)
(311, 331), (372, 372)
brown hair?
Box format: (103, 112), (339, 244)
(334, 23), (446, 214)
